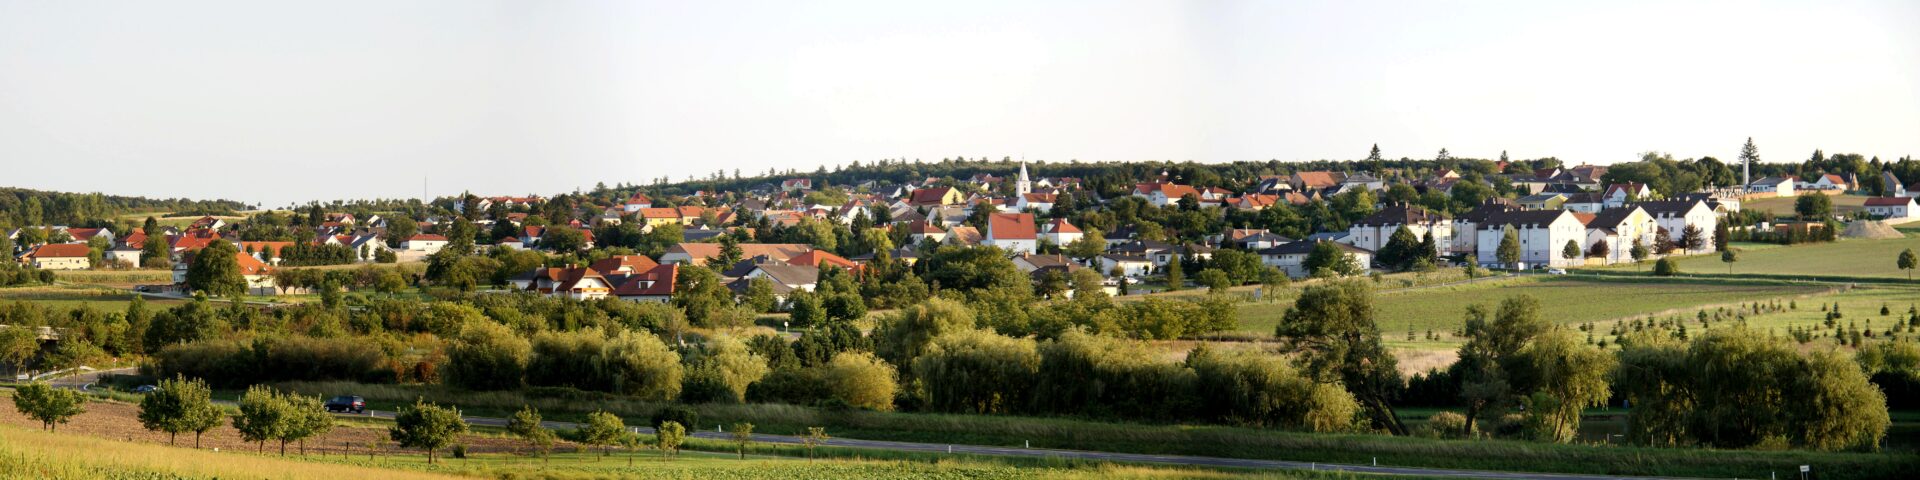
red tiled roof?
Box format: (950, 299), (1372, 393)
(612, 264), (678, 296)
(237, 241), (293, 257)
(1043, 218), (1081, 234)
(790, 250), (857, 269)
(1294, 171), (1340, 189)
(234, 252), (273, 276)
(910, 187), (959, 205)
(30, 243), (91, 258)
(638, 208), (679, 219)
(988, 212), (1037, 240)
(1865, 197), (1914, 206)
(590, 255), (659, 275)
(171, 232), (222, 251)
(409, 234), (448, 242)
(908, 220), (946, 234)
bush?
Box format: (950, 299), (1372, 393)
(822, 352), (898, 411)
(149, 336), (390, 388)
(650, 406), (699, 432)
(1652, 258), (1680, 276)
(1421, 411), (1470, 439)
(443, 321), (530, 391)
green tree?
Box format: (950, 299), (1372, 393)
(1195, 268), (1231, 293)
(1722, 249), (1739, 274)
(742, 277), (778, 312)
(1303, 241), (1360, 277)
(1496, 226), (1521, 268)
(822, 351), (899, 411)
(1680, 225), (1706, 252)
(1065, 229), (1106, 262)
(1713, 222), (1730, 252)
(444, 321), (530, 391)
(682, 335), (770, 403)
(579, 411), (626, 457)
(1379, 227), (1421, 270)
(1653, 258), (1679, 276)
(1898, 248), (1916, 280)
(600, 329), (685, 401)
(654, 420), (687, 458)
(11, 382), (86, 431)
(186, 240), (246, 297)
(1629, 239), (1650, 270)
(1795, 194), (1833, 219)
(138, 375), (224, 447)
(1513, 330), (1615, 443)
(280, 393), (333, 455)
(1560, 240), (1581, 266)
(0, 326), (37, 375)
(800, 427), (830, 462)
(506, 405), (554, 459)
(1274, 281), (1406, 435)
(232, 385), (289, 453)
(383, 218), (417, 249)
(1162, 256), (1184, 290)
(389, 398), (469, 464)
(540, 226), (587, 252)
(729, 422), (755, 459)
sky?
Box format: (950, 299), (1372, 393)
(2, 0), (1916, 207)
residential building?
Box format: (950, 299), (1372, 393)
(1347, 204), (1451, 255)
(609, 264), (677, 303)
(1518, 193), (1567, 211)
(661, 243), (811, 266)
(1475, 209), (1588, 268)
(1581, 207), (1658, 264)
(1865, 197), (1918, 220)
(1257, 240), (1373, 278)
(1746, 176), (1796, 196)
(1130, 182), (1201, 207)
(1601, 183), (1651, 209)
(1097, 254), (1153, 278)
(984, 212), (1039, 254)
(24, 243), (90, 270)
(1038, 218), (1083, 247)
(403, 234), (449, 253)
(1638, 199), (1718, 253)
(509, 266), (614, 300)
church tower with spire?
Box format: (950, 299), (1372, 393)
(1016, 161), (1033, 196)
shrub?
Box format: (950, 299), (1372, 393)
(149, 336), (389, 388)
(443, 321), (531, 391)
(1653, 258), (1680, 276)
(822, 352), (899, 411)
(1422, 411), (1470, 439)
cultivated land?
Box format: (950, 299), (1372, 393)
(1234, 276), (1833, 349)
(0, 284), (182, 311)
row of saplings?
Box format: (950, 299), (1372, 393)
(8, 378), (835, 464)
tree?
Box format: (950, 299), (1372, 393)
(0, 326), (37, 375)
(683, 335), (770, 403)
(1680, 225), (1706, 252)
(822, 351), (898, 411)
(383, 218), (417, 249)
(1065, 229), (1106, 262)
(1513, 330), (1615, 443)
(185, 240), (246, 297)
(729, 422), (755, 459)
(139, 235), (171, 269)
(1496, 226), (1521, 268)
(1163, 256), (1184, 290)
(1629, 239), (1650, 270)
(1454, 297), (1546, 435)
(507, 405), (554, 459)
(1899, 248), (1917, 281)
(232, 385), (289, 453)
(579, 411), (626, 457)
(1274, 281), (1406, 435)
(1722, 249), (1739, 274)
(1377, 227), (1420, 271)
(445, 321), (530, 391)
(1795, 194), (1832, 219)
(138, 375), (223, 447)
(1303, 241), (1360, 278)
(280, 393), (333, 455)
(11, 382), (86, 431)
(801, 427), (830, 462)
(654, 420), (686, 458)
(1195, 268), (1231, 293)
(1587, 240), (1611, 260)
(598, 329), (685, 401)
(539, 226), (587, 252)
(1560, 240), (1581, 266)
(389, 399), (469, 464)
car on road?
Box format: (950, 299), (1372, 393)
(324, 395), (366, 413)
(132, 385), (158, 393)
(1546, 268), (1568, 275)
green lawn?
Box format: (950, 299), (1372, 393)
(1606, 235), (1920, 281)
(1645, 284), (1920, 348)
(1235, 276), (1831, 348)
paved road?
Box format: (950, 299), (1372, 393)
(325, 407), (1695, 480)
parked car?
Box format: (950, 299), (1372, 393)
(1547, 268), (1568, 275)
(324, 395), (366, 414)
(132, 385), (158, 393)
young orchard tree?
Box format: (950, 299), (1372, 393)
(506, 405), (555, 460)
(138, 375), (224, 447)
(389, 399), (469, 464)
(579, 411), (626, 457)
(1722, 249), (1740, 274)
(1496, 226), (1521, 269)
(801, 427), (830, 462)
(654, 420), (686, 458)
(1899, 248), (1917, 281)
(11, 382), (86, 431)
(1561, 240), (1581, 266)
(729, 422), (756, 459)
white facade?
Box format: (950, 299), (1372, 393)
(1476, 211), (1589, 268)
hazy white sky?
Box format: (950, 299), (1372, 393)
(2, 0), (1916, 206)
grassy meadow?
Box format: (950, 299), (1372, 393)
(0, 284), (181, 311)
(1233, 276), (1832, 349)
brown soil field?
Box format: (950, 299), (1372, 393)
(0, 397), (562, 457)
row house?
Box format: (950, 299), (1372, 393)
(1257, 240), (1373, 278)
(1347, 204), (1453, 255)
(1475, 209), (1588, 268)
(1638, 199), (1719, 253)
(1581, 207), (1658, 264)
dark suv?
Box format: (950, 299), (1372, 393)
(324, 395), (366, 414)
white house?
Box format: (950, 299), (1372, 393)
(1130, 182), (1201, 207)
(403, 234), (449, 253)
(1581, 207), (1659, 264)
(1098, 254), (1153, 278)
(1450, 203), (1520, 257)
(1015, 193), (1057, 214)
(1347, 204), (1452, 255)
(24, 244), (90, 270)
(1638, 199), (1718, 254)
(1747, 176), (1797, 197)
(1257, 240), (1373, 278)
(983, 212), (1039, 254)
(1865, 197), (1918, 220)
(1038, 218), (1083, 247)
(1800, 174), (1848, 191)
(1601, 183), (1651, 209)
(1476, 209), (1589, 268)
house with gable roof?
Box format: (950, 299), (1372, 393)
(984, 212), (1038, 254)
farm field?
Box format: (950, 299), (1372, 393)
(1672, 284), (1920, 345)
(1234, 276), (1833, 349)
(51, 269), (175, 287)
(1742, 194), (1871, 217)
(0, 285), (181, 311)
(1601, 234), (1920, 281)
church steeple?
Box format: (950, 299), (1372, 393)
(1016, 161), (1032, 196)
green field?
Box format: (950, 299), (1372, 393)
(1673, 284), (1920, 344)
(1235, 276), (1832, 348)
(1743, 194), (1871, 217)
(0, 285), (181, 311)
(1603, 235), (1920, 281)
(51, 269), (175, 287)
